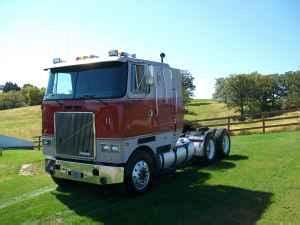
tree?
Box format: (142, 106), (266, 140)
(3, 82), (21, 93)
(21, 84), (44, 106)
(0, 91), (26, 109)
(222, 74), (256, 120)
(248, 73), (282, 114)
(213, 78), (229, 103)
(284, 71), (300, 108)
(182, 70), (196, 105)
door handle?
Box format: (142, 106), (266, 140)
(148, 110), (154, 118)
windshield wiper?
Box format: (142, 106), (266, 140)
(79, 94), (97, 99)
(78, 95), (108, 105)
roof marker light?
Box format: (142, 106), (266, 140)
(89, 54), (99, 59)
(108, 49), (119, 57)
(53, 58), (63, 64)
(75, 55), (99, 61)
(120, 52), (129, 57)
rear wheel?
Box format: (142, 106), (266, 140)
(203, 133), (217, 163)
(215, 128), (231, 158)
(125, 151), (155, 194)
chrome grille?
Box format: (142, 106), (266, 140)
(55, 112), (95, 159)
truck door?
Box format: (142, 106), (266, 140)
(126, 63), (156, 136)
(155, 65), (174, 132)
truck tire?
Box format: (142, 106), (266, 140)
(215, 128), (231, 158)
(203, 132), (217, 163)
(125, 151), (155, 194)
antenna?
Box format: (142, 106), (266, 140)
(160, 52), (166, 63)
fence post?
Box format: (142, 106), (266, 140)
(227, 117), (231, 132)
(262, 113), (266, 134)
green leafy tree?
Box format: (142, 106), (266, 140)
(182, 70), (196, 105)
(0, 91), (26, 110)
(284, 71), (300, 108)
(213, 78), (229, 103)
(213, 69), (300, 119)
(248, 73), (282, 114)
(21, 84), (44, 106)
(220, 74), (256, 120)
(3, 82), (21, 93)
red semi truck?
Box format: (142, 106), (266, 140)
(42, 50), (231, 193)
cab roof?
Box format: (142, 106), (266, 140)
(44, 55), (169, 71)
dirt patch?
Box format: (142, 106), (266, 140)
(19, 164), (36, 176)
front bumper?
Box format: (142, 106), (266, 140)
(45, 159), (124, 185)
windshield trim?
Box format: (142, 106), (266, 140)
(44, 62), (128, 101)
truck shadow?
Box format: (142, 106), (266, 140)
(226, 154), (249, 161)
(188, 154), (249, 171)
(53, 165), (272, 225)
(203, 160), (236, 170)
(203, 154), (249, 171)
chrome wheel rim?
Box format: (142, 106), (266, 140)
(207, 139), (216, 160)
(132, 160), (150, 190)
(223, 135), (230, 154)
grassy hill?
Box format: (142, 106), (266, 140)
(0, 131), (300, 224)
(184, 99), (235, 121)
(0, 106), (41, 140)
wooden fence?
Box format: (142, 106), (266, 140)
(191, 108), (300, 134)
(33, 136), (42, 150)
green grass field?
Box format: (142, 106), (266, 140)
(0, 131), (299, 225)
(0, 105), (41, 140)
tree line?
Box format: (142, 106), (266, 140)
(0, 82), (45, 110)
(213, 71), (300, 120)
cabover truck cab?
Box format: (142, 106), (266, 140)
(42, 50), (231, 193)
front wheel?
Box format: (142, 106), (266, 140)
(125, 151), (155, 194)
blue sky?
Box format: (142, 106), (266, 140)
(0, 0), (300, 98)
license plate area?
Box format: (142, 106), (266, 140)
(52, 160), (124, 185)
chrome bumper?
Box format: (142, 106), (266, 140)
(45, 159), (124, 185)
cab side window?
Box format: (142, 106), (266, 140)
(131, 64), (150, 94)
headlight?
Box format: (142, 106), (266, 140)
(111, 145), (120, 152)
(101, 144), (111, 152)
(101, 144), (121, 153)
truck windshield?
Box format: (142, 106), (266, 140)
(44, 62), (127, 100)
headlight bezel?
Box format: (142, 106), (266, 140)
(101, 143), (121, 153)
(111, 144), (120, 152)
